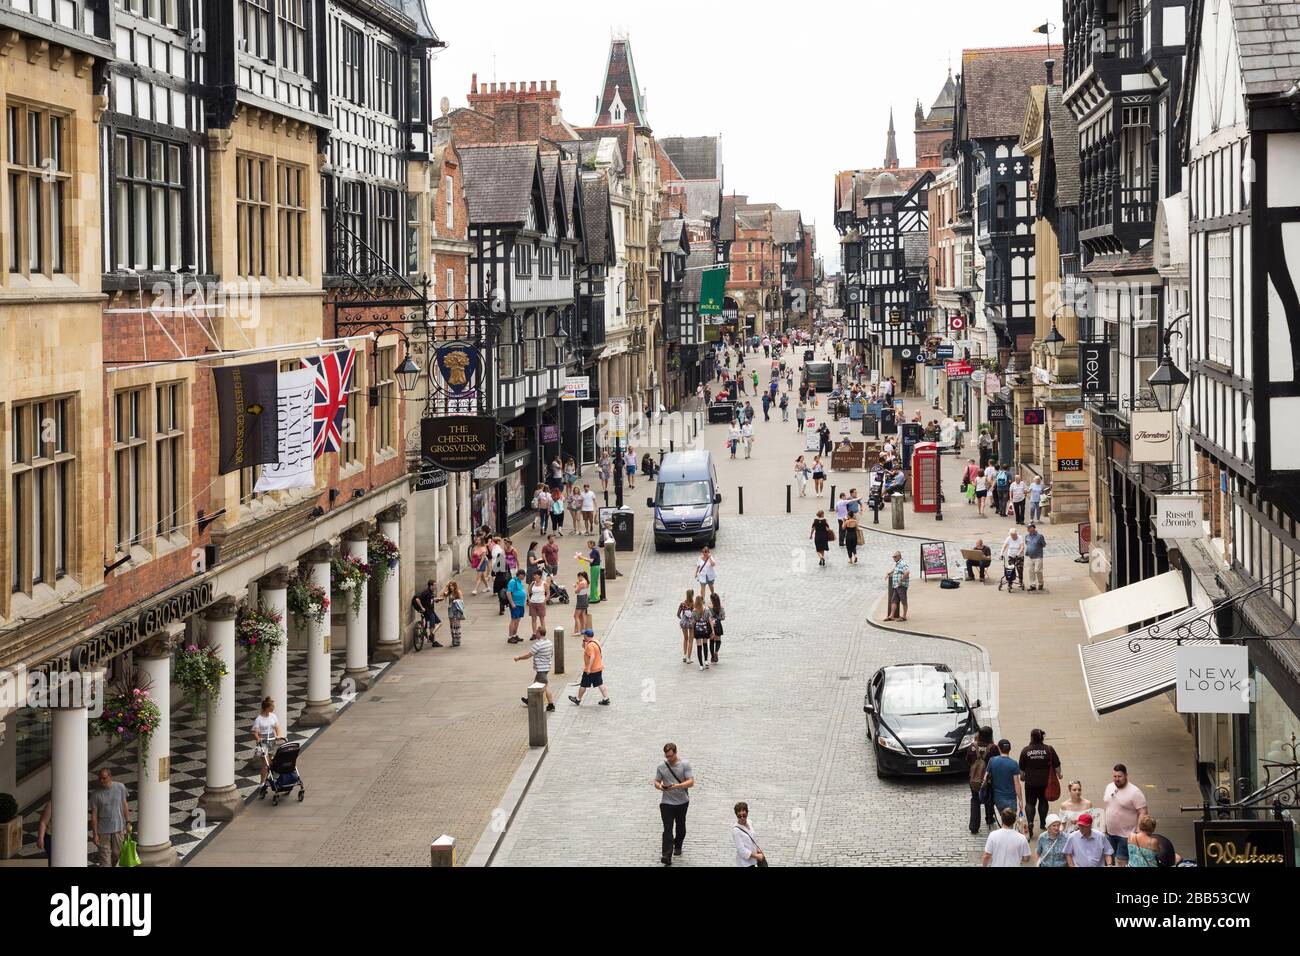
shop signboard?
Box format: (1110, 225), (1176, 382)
(1194, 820), (1295, 867)
(1176, 645), (1249, 715)
(1130, 410), (1176, 464)
(1155, 494), (1202, 539)
(1079, 341), (1110, 399)
(414, 460), (449, 492)
(987, 402), (1008, 423)
(1056, 431), (1085, 472)
(434, 341), (483, 394)
(936, 344), (956, 360)
(1023, 408), (1046, 426)
(422, 415), (498, 473)
(945, 360), (973, 380)
(541, 425), (560, 444)
(562, 376), (591, 401)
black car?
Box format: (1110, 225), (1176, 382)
(864, 664), (981, 778)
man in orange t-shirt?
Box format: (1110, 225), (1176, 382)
(569, 629), (611, 706)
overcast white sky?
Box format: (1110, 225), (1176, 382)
(426, 0), (1058, 272)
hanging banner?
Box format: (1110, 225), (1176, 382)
(435, 341), (482, 394)
(302, 348), (356, 459)
(1131, 410), (1176, 464)
(213, 360), (279, 475)
(1155, 494), (1202, 539)
(1176, 645), (1250, 715)
(1079, 341), (1110, 398)
(699, 268), (729, 316)
(255, 367), (316, 492)
(421, 415), (498, 473)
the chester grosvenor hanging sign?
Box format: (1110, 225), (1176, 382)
(421, 415), (499, 473)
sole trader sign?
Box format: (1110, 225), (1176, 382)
(421, 416), (498, 473)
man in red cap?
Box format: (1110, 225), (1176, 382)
(1063, 811), (1114, 867)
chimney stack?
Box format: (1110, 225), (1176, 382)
(471, 73), (478, 94)
(1045, 59), (1056, 85)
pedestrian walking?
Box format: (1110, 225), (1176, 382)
(625, 448), (637, 489)
(810, 511), (833, 567)
(844, 511), (861, 565)
(550, 455), (565, 486)
(994, 464), (1011, 516)
(1103, 764), (1148, 868)
(471, 538), (492, 594)
(251, 696), (287, 784)
(1063, 813), (1114, 867)
(677, 589), (696, 663)
(566, 484), (582, 532)
(564, 457), (578, 489)
(978, 429), (994, 469)
(1028, 475), (1046, 524)
(1023, 523), (1047, 591)
(533, 484), (551, 533)
(542, 535), (560, 577)
(965, 725), (999, 833)
(741, 420), (755, 459)
(751, 370), (759, 393)
(761, 392), (771, 422)
(983, 739), (1023, 824)
(513, 629), (555, 711)
(691, 595), (713, 670)
(695, 547), (718, 598)
(709, 593), (725, 664)
(1059, 781), (1095, 833)
(818, 423), (832, 457)
(654, 743), (694, 865)
(573, 571), (591, 632)
(598, 451), (612, 493)
(569, 629), (611, 706)
(1009, 474), (1028, 524)
(884, 550), (910, 621)
(982, 807), (1031, 867)
(490, 537), (510, 615)
(835, 492), (850, 547)
(441, 581), (466, 647)
(733, 803), (767, 867)
(527, 570), (548, 634)
(727, 421), (740, 459)
(793, 456), (810, 497)
(811, 455), (826, 496)
(795, 400), (807, 432)
(779, 392), (790, 422)
(974, 470), (989, 517)
(1018, 728), (1062, 840)
(412, 577), (444, 647)
(1035, 815), (1069, 867)
(90, 768), (131, 867)
(506, 570), (527, 643)
(581, 483), (598, 534)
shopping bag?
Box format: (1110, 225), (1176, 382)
(118, 830), (141, 868)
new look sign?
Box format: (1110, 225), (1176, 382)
(1176, 645), (1249, 714)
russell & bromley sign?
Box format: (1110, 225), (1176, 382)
(421, 415), (498, 473)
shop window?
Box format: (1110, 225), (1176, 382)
(9, 396), (75, 594)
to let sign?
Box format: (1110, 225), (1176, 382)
(1176, 645), (1249, 715)
(945, 360), (973, 379)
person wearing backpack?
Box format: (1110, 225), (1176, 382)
(966, 726), (998, 834)
(994, 465), (1011, 517)
(691, 596), (714, 670)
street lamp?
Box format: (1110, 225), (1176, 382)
(1148, 313), (1190, 412)
(395, 354), (421, 392)
(1043, 312), (1067, 359)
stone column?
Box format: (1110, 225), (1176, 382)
(259, 568), (290, 727)
(50, 693), (89, 867)
(198, 598), (242, 821)
(343, 526), (372, 691)
(135, 640), (179, 866)
(299, 545), (336, 727)
(375, 504), (406, 663)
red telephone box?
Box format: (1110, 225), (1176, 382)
(912, 442), (939, 513)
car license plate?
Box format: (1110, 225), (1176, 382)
(917, 758), (949, 769)
(675, 537), (693, 544)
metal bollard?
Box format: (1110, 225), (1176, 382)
(891, 494), (905, 531)
(527, 684), (547, 747)
(600, 565), (608, 601)
(829, 485), (836, 508)
(670, 440), (674, 453)
(739, 486), (744, 515)
(430, 835), (456, 867)
(787, 485), (792, 513)
(553, 626), (566, 675)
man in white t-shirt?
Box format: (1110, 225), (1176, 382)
(1008, 475), (1028, 524)
(741, 421), (755, 459)
(982, 807), (1030, 867)
(580, 484), (598, 534)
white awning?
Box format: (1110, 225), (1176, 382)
(1078, 570), (1189, 641)
(580, 407), (596, 432)
(1078, 602), (1218, 716)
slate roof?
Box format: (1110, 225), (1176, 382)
(735, 209), (770, 231)
(374, 0), (440, 40)
(719, 195), (739, 241)
(1230, 0), (1300, 96)
(1081, 245), (1156, 276)
(560, 158), (578, 230)
(902, 233), (930, 269)
(659, 136), (721, 181)
(669, 180), (722, 221)
(576, 125), (633, 166)
(1045, 86), (1081, 207)
(772, 209), (803, 245)
(581, 171), (611, 262)
(459, 143), (539, 225)
(658, 218), (687, 254)
(850, 167), (927, 219)
(540, 152), (560, 214)
(681, 248), (718, 304)
(961, 45), (1062, 139)
(594, 38), (646, 127)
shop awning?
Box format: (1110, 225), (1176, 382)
(1078, 571), (1189, 640)
(1079, 602), (1219, 715)
(580, 407), (596, 432)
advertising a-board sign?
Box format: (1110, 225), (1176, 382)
(421, 415), (498, 472)
(919, 542), (949, 580)
(831, 442), (866, 471)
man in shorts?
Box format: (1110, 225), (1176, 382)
(513, 629), (555, 711)
(506, 570), (527, 644)
(569, 629), (611, 706)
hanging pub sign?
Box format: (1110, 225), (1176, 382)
(434, 341), (482, 394)
(1130, 410), (1176, 464)
(1176, 645), (1249, 715)
(1155, 494), (1202, 539)
(1023, 408), (1046, 426)
(1079, 341), (1110, 398)
(421, 415), (498, 473)
(987, 402), (1008, 422)
(1195, 820), (1295, 867)
(213, 360), (279, 475)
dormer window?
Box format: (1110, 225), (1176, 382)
(610, 85), (627, 123)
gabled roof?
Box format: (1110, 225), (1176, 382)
(1045, 87), (1081, 207)
(961, 44), (1061, 139)
(681, 248), (718, 304)
(594, 37), (647, 127)
(373, 0), (442, 42)
(459, 143), (543, 226)
(772, 209), (803, 245)
(659, 136), (721, 181)
(735, 209), (770, 232)
(668, 180), (722, 221)
(658, 218), (688, 255)
(576, 125), (634, 167)
(562, 158), (583, 245)
(581, 171), (614, 265)
(719, 195), (739, 241)
(1230, 0), (1300, 96)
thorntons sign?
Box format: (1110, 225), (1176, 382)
(1130, 410), (1176, 464)
(1155, 495), (1201, 539)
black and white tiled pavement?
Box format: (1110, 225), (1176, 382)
(18, 651), (389, 864)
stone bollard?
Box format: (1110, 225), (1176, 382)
(430, 835), (456, 867)
(527, 684), (547, 747)
(604, 540), (618, 580)
(553, 626), (566, 675)
(891, 494), (905, 530)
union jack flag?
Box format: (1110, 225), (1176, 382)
(302, 349), (356, 459)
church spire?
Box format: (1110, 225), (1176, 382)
(884, 107), (899, 169)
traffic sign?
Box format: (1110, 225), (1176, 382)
(609, 397), (629, 439)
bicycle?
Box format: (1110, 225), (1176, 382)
(413, 616), (433, 652)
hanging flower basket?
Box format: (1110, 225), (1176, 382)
(368, 533), (400, 590)
(174, 644), (227, 714)
(287, 574), (329, 631)
(331, 555), (371, 616)
(236, 604), (284, 680)
(93, 683), (162, 778)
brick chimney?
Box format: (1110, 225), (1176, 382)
(464, 75), (567, 144)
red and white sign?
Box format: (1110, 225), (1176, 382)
(944, 360), (974, 380)
(949, 314), (967, 333)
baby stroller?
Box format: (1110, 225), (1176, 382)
(549, 580), (570, 604)
(256, 740), (305, 805)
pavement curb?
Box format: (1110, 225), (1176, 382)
(464, 743), (548, 867)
